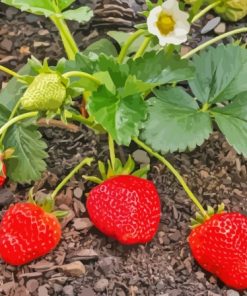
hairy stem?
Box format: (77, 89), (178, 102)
(191, 0), (221, 23)
(0, 99), (22, 144)
(50, 16), (79, 60)
(133, 137), (209, 218)
(108, 134), (116, 170)
(0, 112), (38, 136)
(134, 36), (152, 60)
(63, 71), (101, 86)
(117, 29), (145, 64)
(0, 65), (22, 79)
(51, 157), (94, 200)
(182, 27), (247, 59)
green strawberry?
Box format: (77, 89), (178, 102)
(20, 73), (66, 111)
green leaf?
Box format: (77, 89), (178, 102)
(58, 0), (76, 11)
(128, 51), (194, 85)
(141, 87), (212, 153)
(87, 85), (147, 145)
(0, 64), (34, 111)
(83, 38), (118, 57)
(118, 75), (157, 98)
(93, 71), (116, 94)
(0, 105), (10, 127)
(62, 6), (93, 23)
(1, 0), (57, 16)
(4, 120), (48, 183)
(213, 94), (247, 156)
(107, 31), (158, 56)
(189, 45), (247, 104)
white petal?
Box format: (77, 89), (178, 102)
(162, 0), (179, 11)
(174, 21), (190, 37)
(147, 6), (163, 36)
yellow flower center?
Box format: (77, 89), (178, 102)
(156, 12), (175, 36)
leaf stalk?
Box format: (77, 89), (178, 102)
(133, 137), (209, 219)
(51, 157), (94, 200)
(182, 27), (247, 59)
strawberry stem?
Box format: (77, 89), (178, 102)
(50, 157), (94, 200)
(117, 29), (145, 64)
(133, 137), (209, 219)
(182, 27), (247, 59)
(133, 36), (152, 60)
(0, 100), (22, 145)
(0, 112), (38, 137)
(0, 65), (24, 80)
(63, 71), (101, 86)
(191, 0), (221, 23)
(108, 134), (116, 171)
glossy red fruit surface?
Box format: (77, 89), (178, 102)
(0, 203), (61, 265)
(189, 212), (247, 289)
(87, 175), (161, 244)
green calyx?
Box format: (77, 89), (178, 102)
(27, 187), (68, 218)
(83, 155), (150, 184)
(20, 73), (67, 111)
(190, 203), (225, 228)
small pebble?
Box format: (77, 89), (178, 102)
(226, 290), (240, 296)
(94, 278), (109, 292)
(63, 285), (74, 296)
(214, 22), (226, 35)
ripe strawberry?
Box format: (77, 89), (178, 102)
(0, 160), (6, 187)
(86, 175), (161, 244)
(20, 73), (66, 111)
(0, 203), (61, 265)
(189, 212), (247, 289)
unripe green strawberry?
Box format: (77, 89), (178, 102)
(20, 73), (66, 111)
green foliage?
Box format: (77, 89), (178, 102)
(61, 6), (93, 23)
(141, 45), (247, 156)
(87, 86), (147, 145)
(141, 87), (212, 153)
(83, 38), (118, 57)
(189, 45), (247, 103)
(4, 120), (48, 183)
(1, 0), (93, 23)
(213, 95), (247, 156)
(128, 51), (195, 85)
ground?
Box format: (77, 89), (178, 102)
(0, 1), (247, 296)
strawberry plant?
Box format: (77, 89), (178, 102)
(0, 0), (247, 290)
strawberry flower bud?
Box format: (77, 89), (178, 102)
(20, 73), (67, 111)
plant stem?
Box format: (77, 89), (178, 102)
(63, 71), (101, 86)
(133, 36), (152, 60)
(0, 65), (22, 79)
(133, 137), (209, 218)
(50, 16), (79, 60)
(182, 27), (247, 59)
(108, 134), (116, 170)
(191, 0), (221, 23)
(0, 99), (22, 144)
(0, 112), (38, 136)
(117, 29), (145, 64)
(64, 110), (104, 133)
(51, 157), (94, 200)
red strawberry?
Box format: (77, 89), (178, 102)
(189, 212), (247, 290)
(0, 160), (6, 187)
(86, 175), (161, 244)
(0, 202), (61, 265)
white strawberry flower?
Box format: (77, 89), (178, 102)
(147, 0), (190, 46)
